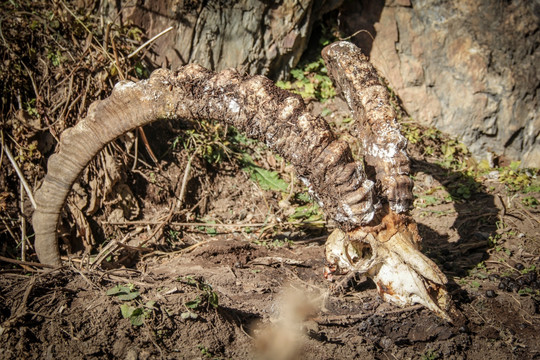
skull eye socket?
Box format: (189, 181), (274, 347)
(347, 241), (373, 266)
(355, 242), (373, 260)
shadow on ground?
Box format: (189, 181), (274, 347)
(411, 158), (499, 292)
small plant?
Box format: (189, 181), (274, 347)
(498, 161), (537, 192)
(198, 345), (214, 358)
(107, 284), (156, 326)
(414, 194), (441, 208)
(445, 175), (481, 201)
(106, 284), (156, 326)
(517, 287), (535, 296)
(276, 57), (336, 102)
(24, 98), (39, 118)
(288, 203), (323, 223)
(173, 120), (232, 164)
(522, 195), (539, 208)
(119, 301), (156, 326)
(241, 154), (289, 193)
(197, 220), (218, 236)
(179, 276), (219, 320)
(167, 230), (181, 244)
(421, 349), (440, 360)
(46, 48), (66, 67)
(106, 284), (141, 300)
(520, 264), (536, 275)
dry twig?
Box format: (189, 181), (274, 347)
(1, 134), (37, 209)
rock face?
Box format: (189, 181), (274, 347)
(340, 0), (540, 167)
(106, 0), (342, 80)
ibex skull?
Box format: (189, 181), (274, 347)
(32, 41), (452, 320)
(325, 211), (451, 321)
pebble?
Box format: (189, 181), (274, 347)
(507, 281), (520, 292)
(487, 170), (499, 179)
(485, 290), (497, 298)
(379, 337), (394, 349)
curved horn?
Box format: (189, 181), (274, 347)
(322, 42), (414, 213)
(33, 64), (377, 265)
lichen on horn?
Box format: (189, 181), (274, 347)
(322, 41), (414, 213)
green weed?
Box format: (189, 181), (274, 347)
(288, 203), (323, 223)
(522, 196), (539, 208)
(276, 57), (336, 102)
(520, 265), (536, 275)
(197, 220), (218, 236)
(421, 349), (440, 360)
(167, 230), (181, 243)
(498, 161), (539, 192)
(179, 276), (219, 320)
(414, 194), (441, 208)
(46, 48), (66, 67)
(107, 284), (156, 326)
(198, 345), (214, 358)
(241, 154), (289, 192)
(174, 121), (232, 164)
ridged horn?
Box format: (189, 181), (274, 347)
(33, 64), (376, 265)
(322, 42), (414, 214)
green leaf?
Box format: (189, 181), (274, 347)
(321, 108), (332, 117)
(304, 60), (321, 72)
(121, 306), (145, 326)
(250, 167), (289, 192)
(296, 192), (311, 203)
(208, 291), (219, 309)
(106, 285), (130, 296)
(181, 311), (198, 320)
(301, 82), (315, 97)
(290, 69), (305, 80)
(276, 80), (291, 90)
(205, 224), (217, 236)
(145, 301), (157, 309)
(120, 304), (134, 319)
(117, 291), (140, 301)
(289, 205), (316, 220)
(185, 297), (202, 309)
(509, 161), (521, 171)
(518, 288), (533, 295)
(130, 310), (145, 326)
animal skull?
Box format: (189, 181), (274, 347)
(325, 211), (452, 321)
(31, 41), (455, 321)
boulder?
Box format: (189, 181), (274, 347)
(340, 0), (540, 167)
(104, 0), (342, 80)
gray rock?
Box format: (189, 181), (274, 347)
(104, 0), (342, 80)
(340, 0), (540, 167)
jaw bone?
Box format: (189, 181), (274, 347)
(325, 211), (452, 321)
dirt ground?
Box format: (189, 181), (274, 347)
(1, 2), (539, 359)
(1, 95), (539, 360)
